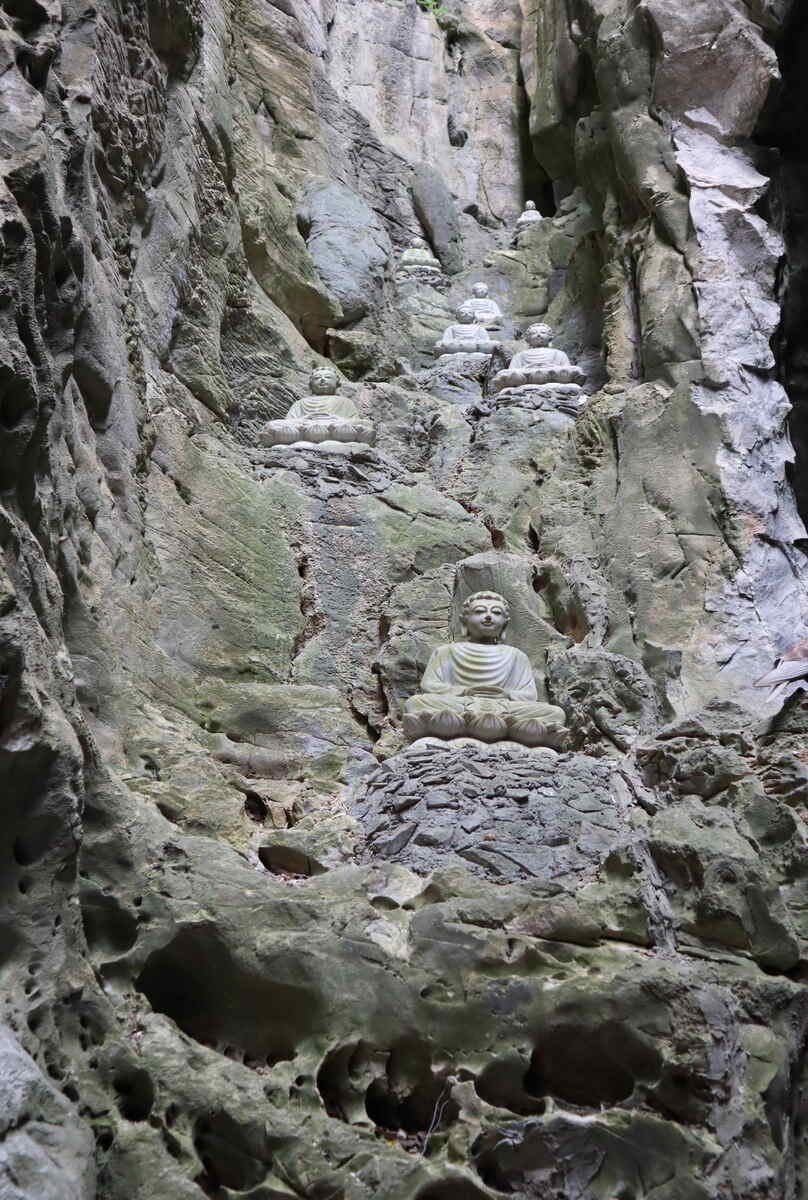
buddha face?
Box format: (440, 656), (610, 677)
(472, 282), (489, 299)
(525, 323), (553, 348)
(410, 236), (427, 250)
(456, 307), (475, 325)
(525, 200), (537, 212)
(462, 592), (509, 642)
(310, 367), (339, 395)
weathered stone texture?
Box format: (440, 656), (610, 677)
(1, 0), (807, 1196)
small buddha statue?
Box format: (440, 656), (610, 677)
(260, 366), (373, 448)
(492, 323), (585, 393)
(396, 235), (443, 279)
(459, 282), (503, 330)
(515, 200), (543, 234)
(434, 307), (501, 357)
(403, 591), (568, 747)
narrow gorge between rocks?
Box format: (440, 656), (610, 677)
(1, 1), (808, 1198)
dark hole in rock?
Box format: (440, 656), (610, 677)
(113, 1064), (155, 1121)
(0, 364), (36, 430)
(135, 924), (323, 1061)
(474, 1053), (546, 1116)
(95, 1128), (114, 1153)
(318, 1037), (459, 1134)
(192, 1110), (270, 1192)
(1, 0), (48, 34)
(80, 887), (138, 957)
(259, 844), (323, 876)
(530, 1019), (661, 1107)
(13, 813), (64, 866)
(244, 792), (268, 823)
(0, 924), (22, 968)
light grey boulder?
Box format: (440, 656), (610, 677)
(411, 162), (463, 275)
(297, 178), (392, 325)
(0, 1026), (95, 1200)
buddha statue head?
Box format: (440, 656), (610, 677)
(472, 282), (490, 299)
(409, 236), (428, 250)
(525, 201), (537, 212)
(309, 366), (339, 395)
(455, 306), (476, 325)
(461, 590), (510, 643)
(524, 323), (553, 348)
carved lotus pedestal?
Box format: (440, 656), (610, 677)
(259, 419), (375, 449)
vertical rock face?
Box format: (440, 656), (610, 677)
(0, 0), (807, 1198)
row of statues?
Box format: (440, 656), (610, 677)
(395, 201), (543, 287)
(261, 320), (586, 448)
(260, 208), (575, 748)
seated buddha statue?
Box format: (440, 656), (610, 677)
(434, 308), (501, 357)
(491, 323), (585, 394)
(403, 591), (568, 747)
(515, 199), (543, 234)
(396, 235), (443, 280)
(459, 282), (503, 329)
(260, 366), (373, 448)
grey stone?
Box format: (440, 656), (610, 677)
(411, 163), (463, 274)
(297, 178), (392, 324)
(0, 1027), (95, 1200)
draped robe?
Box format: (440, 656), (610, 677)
(404, 641), (566, 745)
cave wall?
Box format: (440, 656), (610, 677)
(0, 0), (807, 1197)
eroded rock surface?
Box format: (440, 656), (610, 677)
(1, 0), (807, 1197)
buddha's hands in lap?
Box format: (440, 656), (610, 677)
(464, 685), (506, 698)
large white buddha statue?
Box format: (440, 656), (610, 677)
(492, 324), (585, 393)
(396, 235), (443, 280)
(459, 282), (503, 329)
(434, 307), (500, 357)
(260, 367), (373, 448)
(515, 200), (543, 234)
(403, 591), (568, 747)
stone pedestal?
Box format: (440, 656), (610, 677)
(352, 738), (627, 884)
(491, 382), (586, 419)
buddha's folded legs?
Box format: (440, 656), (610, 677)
(403, 693), (466, 740)
(505, 701), (567, 748)
(403, 694), (567, 746)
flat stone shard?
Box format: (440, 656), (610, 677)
(353, 739), (625, 884)
(260, 366), (374, 448)
(403, 589), (568, 747)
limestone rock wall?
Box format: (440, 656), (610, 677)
(0, 0), (806, 1197)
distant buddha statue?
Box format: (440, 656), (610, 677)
(434, 307), (500, 357)
(459, 282), (503, 329)
(403, 591), (568, 747)
(492, 323), (585, 393)
(260, 366), (373, 448)
(396, 235), (443, 280)
(515, 200), (543, 234)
